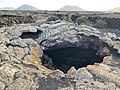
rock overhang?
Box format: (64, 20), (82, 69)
(0, 21), (120, 90)
(1, 22), (120, 65)
(13, 22), (119, 60)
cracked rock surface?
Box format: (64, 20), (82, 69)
(0, 21), (120, 90)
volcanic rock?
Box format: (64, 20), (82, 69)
(0, 21), (120, 90)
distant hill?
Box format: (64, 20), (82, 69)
(0, 7), (15, 10)
(59, 5), (84, 11)
(16, 4), (38, 10)
(109, 7), (120, 12)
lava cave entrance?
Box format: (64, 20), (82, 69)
(42, 47), (103, 73)
(20, 30), (42, 39)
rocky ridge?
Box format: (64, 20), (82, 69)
(0, 21), (120, 90)
(0, 14), (35, 28)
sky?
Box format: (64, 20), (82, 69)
(0, 0), (120, 11)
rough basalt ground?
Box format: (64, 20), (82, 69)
(0, 15), (35, 28)
(0, 21), (120, 90)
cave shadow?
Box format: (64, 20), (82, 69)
(42, 47), (103, 73)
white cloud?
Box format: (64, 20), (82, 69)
(0, 0), (120, 11)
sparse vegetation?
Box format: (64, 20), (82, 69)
(76, 16), (88, 25)
(47, 15), (59, 21)
(76, 16), (93, 26)
(63, 15), (70, 21)
(94, 19), (107, 28)
(76, 16), (108, 28)
(0, 10), (120, 29)
(32, 15), (40, 21)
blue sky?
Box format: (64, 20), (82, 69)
(0, 0), (120, 11)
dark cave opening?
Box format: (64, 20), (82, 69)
(42, 47), (103, 73)
(20, 30), (42, 39)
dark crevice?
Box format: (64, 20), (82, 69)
(20, 30), (42, 39)
(6, 43), (27, 48)
(42, 47), (104, 73)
